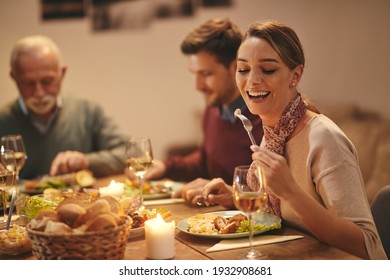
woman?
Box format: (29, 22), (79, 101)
(195, 20), (386, 259)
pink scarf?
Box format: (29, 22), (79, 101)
(248, 93), (307, 217)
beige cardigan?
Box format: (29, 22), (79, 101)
(277, 114), (387, 259)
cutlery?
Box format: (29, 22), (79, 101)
(6, 189), (16, 230)
(234, 109), (257, 145)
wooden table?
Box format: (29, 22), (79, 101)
(1, 175), (361, 260)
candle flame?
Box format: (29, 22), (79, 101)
(156, 213), (163, 222)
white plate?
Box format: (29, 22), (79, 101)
(143, 180), (184, 200)
(177, 210), (281, 239)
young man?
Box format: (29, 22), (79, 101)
(128, 18), (263, 205)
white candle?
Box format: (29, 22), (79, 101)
(144, 213), (175, 259)
(99, 180), (124, 198)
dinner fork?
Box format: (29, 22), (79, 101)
(234, 109), (257, 145)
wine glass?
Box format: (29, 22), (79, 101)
(232, 165), (268, 259)
(0, 148), (17, 223)
(1, 134), (27, 182)
(125, 136), (153, 210)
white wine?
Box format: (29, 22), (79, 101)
(14, 152), (26, 171)
(0, 170), (16, 186)
(126, 157), (152, 176)
(233, 192), (267, 213)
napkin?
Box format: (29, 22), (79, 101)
(144, 198), (185, 206)
(206, 235), (303, 253)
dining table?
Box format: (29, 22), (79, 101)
(0, 174), (362, 260)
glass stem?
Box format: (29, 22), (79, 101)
(248, 212), (254, 252)
(138, 175), (144, 207)
(15, 171), (19, 184)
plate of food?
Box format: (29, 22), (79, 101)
(127, 207), (172, 238)
(177, 210), (282, 239)
(125, 180), (184, 200)
(19, 170), (96, 195)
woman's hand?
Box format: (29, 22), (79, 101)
(250, 145), (297, 200)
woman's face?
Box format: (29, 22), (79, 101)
(236, 36), (302, 126)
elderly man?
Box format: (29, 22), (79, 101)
(0, 35), (126, 179)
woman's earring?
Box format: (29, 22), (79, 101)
(290, 82), (296, 88)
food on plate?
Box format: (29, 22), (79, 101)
(24, 177), (67, 192)
(125, 179), (171, 195)
(187, 212), (281, 235)
(0, 224), (32, 255)
(74, 170), (96, 187)
(23, 170), (96, 193)
(29, 196), (132, 234)
(128, 207), (172, 228)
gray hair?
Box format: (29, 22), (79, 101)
(10, 35), (63, 72)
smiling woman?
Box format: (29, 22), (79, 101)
(238, 20), (387, 260)
(200, 19), (387, 260)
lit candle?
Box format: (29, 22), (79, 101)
(99, 180), (124, 198)
(144, 213), (175, 259)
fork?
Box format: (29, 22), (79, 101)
(234, 109), (257, 145)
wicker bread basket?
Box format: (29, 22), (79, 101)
(27, 216), (132, 260)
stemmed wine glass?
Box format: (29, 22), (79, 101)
(1, 134), (27, 183)
(0, 148), (17, 223)
(232, 165), (268, 259)
(125, 136), (153, 210)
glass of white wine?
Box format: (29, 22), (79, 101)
(232, 165), (268, 259)
(0, 148), (17, 223)
(1, 134), (27, 182)
(125, 136), (153, 210)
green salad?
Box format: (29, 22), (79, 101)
(236, 219), (282, 233)
(19, 195), (64, 220)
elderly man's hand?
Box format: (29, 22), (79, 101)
(49, 151), (89, 176)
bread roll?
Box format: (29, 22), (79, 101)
(56, 203), (87, 227)
(34, 210), (60, 221)
(30, 210), (60, 231)
(44, 220), (73, 234)
(99, 196), (120, 214)
(74, 199), (111, 227)
(85, 213), (118, 232)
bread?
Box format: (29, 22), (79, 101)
(56, 203), (87, 227)
(44, 220), (73, 234)
(30, 195), (124, 234)
(85, 213), (118, 232)
(30, 211), (60, 231)
(99, 196), (120, 214)
(73, 198), (111, 227)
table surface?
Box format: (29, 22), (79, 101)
(1, 175), (361, 260)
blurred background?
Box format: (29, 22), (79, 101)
(1, 0), (389, 159)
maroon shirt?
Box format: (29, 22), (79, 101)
(164, 107), (263, 184)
